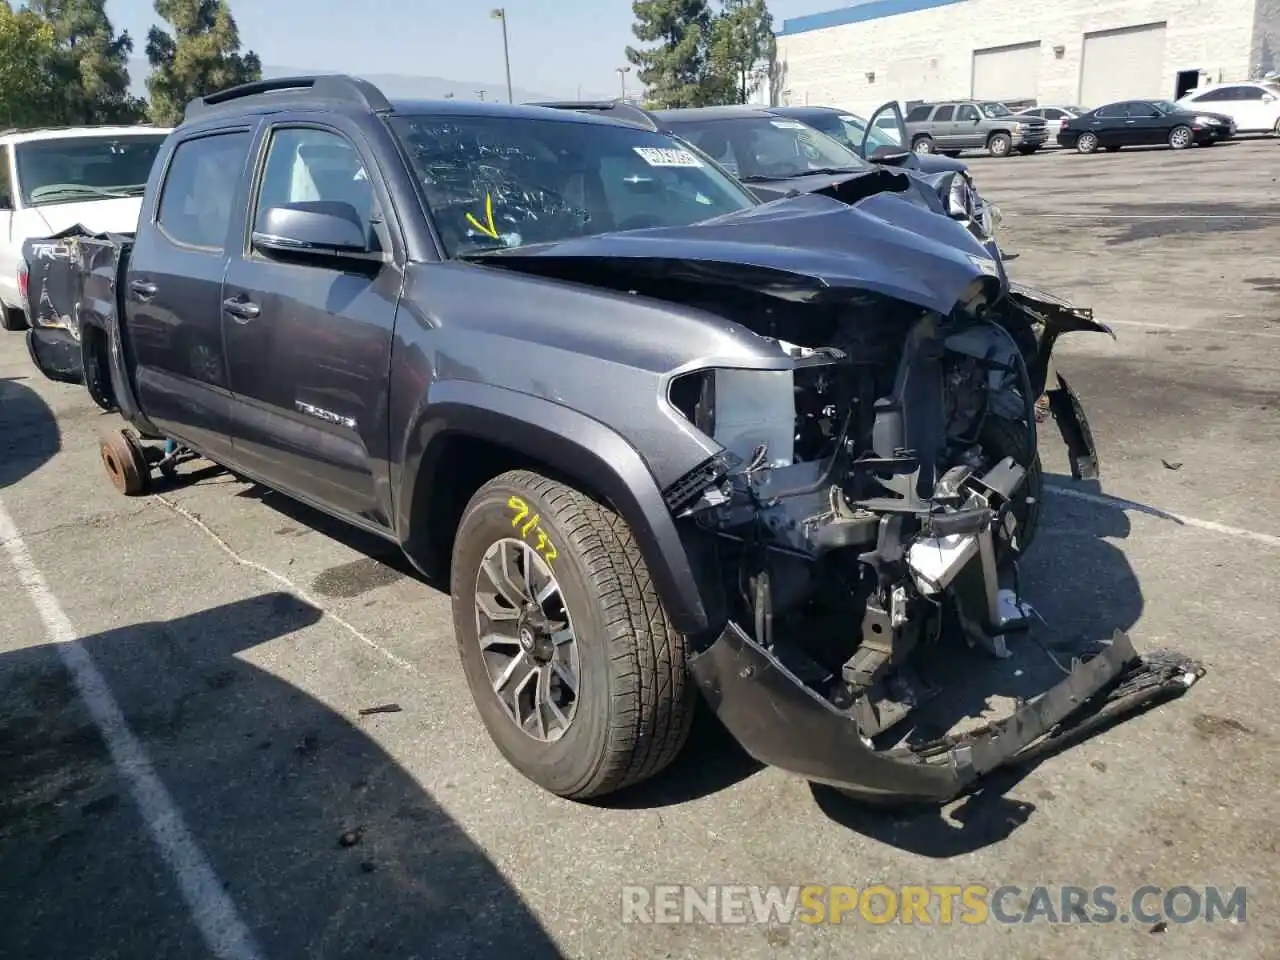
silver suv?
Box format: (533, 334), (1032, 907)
(904, 100), (1048, 157)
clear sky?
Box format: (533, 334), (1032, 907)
(104, 0), (824, 99)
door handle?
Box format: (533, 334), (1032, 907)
(223, 297), (261, 322)
(130, 279), (157, 299)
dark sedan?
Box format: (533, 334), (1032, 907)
(1058, 99), (1236, 153)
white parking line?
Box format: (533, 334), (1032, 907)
(0, 497), (265, 960)
(1046, 485), (1280, 547)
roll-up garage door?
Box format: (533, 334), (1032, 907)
(1079, 23), (1168, 106)
(971, 42), (1041, 101)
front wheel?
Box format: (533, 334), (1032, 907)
(980, 417), (1042, 559)
(1169, 125), (1193, 149)
(912, 136), (935, 154)
(450, 469), (695, 800)
(1075, 132), (1099, 154)
(988, 133), (1012, 157)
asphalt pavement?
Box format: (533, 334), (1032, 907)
(2, 136), (1278, 960)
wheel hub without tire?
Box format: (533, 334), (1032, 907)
(474, 537), (580, 742)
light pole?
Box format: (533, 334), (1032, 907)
(616, 65), (630, 101)
(476, 89), (486, 101)
(491, 8), (513, 103)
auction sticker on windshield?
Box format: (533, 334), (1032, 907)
(634, 146), (703, 167)
(770, 120), (807, 129)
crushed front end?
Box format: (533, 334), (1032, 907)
(474, 191), (1203, 802)
(662, 279), (1201, 803)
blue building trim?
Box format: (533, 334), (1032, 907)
(777, 0), (968, 37)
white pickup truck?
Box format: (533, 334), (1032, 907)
(0, 124), (171, 330)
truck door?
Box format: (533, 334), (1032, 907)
(220, 120), (401, 531)
(123, 128), (255, 460)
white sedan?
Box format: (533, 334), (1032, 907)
(1176, 82), (1280, 134)
(1017, 106), (1090, 143)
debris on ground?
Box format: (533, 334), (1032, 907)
(338, 826), (365, 848)
(357, 703), (402, 717)
(1161, 459), (1183, 471)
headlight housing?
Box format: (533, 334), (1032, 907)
(668, 367), (796, 468)
(1194, 115), (1217, 126)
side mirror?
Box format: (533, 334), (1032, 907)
(252, 201), (376, 261)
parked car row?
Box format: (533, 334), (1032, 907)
(16, 74), (1199, 809)
(1056, 99), (1237, 153)
(890, 79), (1279, 159)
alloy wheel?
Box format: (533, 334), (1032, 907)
(1170, 126), (1192, 149)
(474, 537), (580, 742)
(1077, 133), (1097, 153)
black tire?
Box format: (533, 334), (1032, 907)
(1168, 124), (1193, 149)
(99, 429), (149, 496)
(980, 416), (1042, 559)
(912, 136), (934, 155)
(82, 330), (116, 411)
(450, 469), (695, 800)
(1, 306), (27, 332)
(988, 132), (1012, 157)
(1075, 132), (1099, 154)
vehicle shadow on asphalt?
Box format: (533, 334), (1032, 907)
(810, 475), (1148, 857)
(0, 376), (60, 490)
(0, 592), (563, 959)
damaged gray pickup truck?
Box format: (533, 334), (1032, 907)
(25, 75), (1201, 805)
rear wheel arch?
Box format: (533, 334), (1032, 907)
(397, 384), (716, 636)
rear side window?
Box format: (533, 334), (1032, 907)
(933, 105), (955, 121)
(905, 105), (932, 122)
(156, 131), (252, 251)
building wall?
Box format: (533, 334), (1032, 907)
(1254, 0), (1280, 76)
(775, 0), (1260, 115)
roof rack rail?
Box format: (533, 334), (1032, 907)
(184, 74), (393, 122)
(530, 99), (660, 131)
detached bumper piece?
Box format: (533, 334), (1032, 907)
(689, 623), (1203, 804)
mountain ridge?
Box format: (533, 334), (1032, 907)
(125, 57), (609, 105)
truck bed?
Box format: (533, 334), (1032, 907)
(22, 226), (135, 387)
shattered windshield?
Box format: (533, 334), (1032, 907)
(389, 114), (758, 256)
(15, 135), (167, 207)
(980, 102), (1014, 118)
(661, 115), (869, 182)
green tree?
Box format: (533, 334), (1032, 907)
(26, 0), (143, 124)
(625, 0), (714, 108)
(0, 2), (58, 128)
(145, 0), (261, 126)
(707, 0), (776, 104)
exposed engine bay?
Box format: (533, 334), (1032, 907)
(665, 288), (1066, 740)
(658, 284), (1201, 800)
